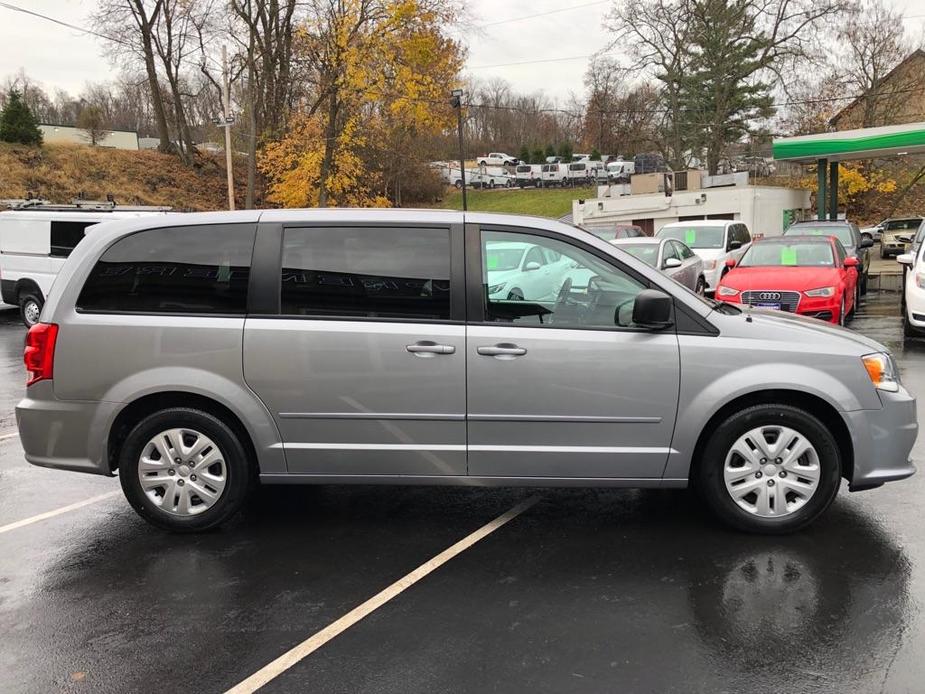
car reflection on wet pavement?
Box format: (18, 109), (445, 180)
(1, 294), (925, 693)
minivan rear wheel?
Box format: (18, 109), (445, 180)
(119, 407), (254, 532)
(697, 404), (841, 534)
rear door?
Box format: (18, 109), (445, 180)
(466, 224), (681, 479)
(243, 221), (467, 476)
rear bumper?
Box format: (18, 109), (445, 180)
(844, 386), (917, 490)
(15, 381), (117, 476)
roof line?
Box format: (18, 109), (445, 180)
(829, 49), (925, 126)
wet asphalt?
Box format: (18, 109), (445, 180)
(2, 294), (925, 693)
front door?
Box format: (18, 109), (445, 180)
(467, 226), (681, 479)
(243, 223), (467, 476)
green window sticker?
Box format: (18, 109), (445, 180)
(780, 246), (798, 265)
(685, 229), (696, 245)
(487, 254), (500, 270)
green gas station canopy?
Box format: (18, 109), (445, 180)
(773, 121), (925, 162)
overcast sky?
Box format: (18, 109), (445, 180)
(1, 0), (924, 105)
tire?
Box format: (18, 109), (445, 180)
(19, 291), (43, 328)
(904, 314), (925, 338)
(478, 160), (487, 167)
(860, 274), (868, 296)
(880, 247), (886, 259)
(696, 404), (842, 534)
(695, 276), (706, 295)
(507, 288), (524, 301)
(838, 296), (846, 325)
(454, 179), (462, 190)
(118, 407), (255, 532)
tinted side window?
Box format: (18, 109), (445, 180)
(677, 242), (694, 259)
(663, 242), (681, 262)
(280, 226), (451, 320)
(738, 225), (751, 244)
(76, 224), (255, 314)
(51, 220), (96, 258)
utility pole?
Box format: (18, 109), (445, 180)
(222, 45), (235, 211)
(451, 89), (467, 211)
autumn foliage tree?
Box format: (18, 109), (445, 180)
(259, 0), (464, 207)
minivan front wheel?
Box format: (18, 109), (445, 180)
(697, 404), (841, 534)
(119, 408), (253, 532)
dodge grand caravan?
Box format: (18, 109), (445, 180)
(16, 210), (917, 534)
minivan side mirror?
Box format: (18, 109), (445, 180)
(897, 253), (914, 266)
(524, 261), (541, 271)
(860, 237), (874, 249)
(632, 289), (674, 329)
(663, 257), (682, 269)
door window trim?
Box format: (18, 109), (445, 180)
(248, 221), (466, 324)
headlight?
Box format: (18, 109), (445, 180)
(804, 286), (835, 297)
(704, 259), (717, 270)
(862, 353), (900, 392)
(717, 285), (739, 296)
(488, 283), (506, 294)
(916, 273), (925, 289)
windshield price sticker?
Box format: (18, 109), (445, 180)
(781, 247), (798, 265)
(685, 229), (696, 245)
(486, 255), (500, 270)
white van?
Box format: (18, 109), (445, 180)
(606, 160), (635, 183)
(515, 164), (543, 188)
(0, 201), (170, 326)
(541, 163), (568, 187)
(567, 161), (603, 185)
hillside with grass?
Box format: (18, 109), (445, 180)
(0, 143), (252, 211)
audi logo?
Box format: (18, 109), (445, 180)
(758, 292), (782, 300)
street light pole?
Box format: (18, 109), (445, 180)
(451, 89), (467, 212)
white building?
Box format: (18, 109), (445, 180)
(573, 174), (811, 238)
(39, 124), (140, 151)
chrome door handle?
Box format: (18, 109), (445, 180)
(406, 341), (456, 356)
(477, 344), (527, 357)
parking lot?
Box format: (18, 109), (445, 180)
(2, 291), (925, 693)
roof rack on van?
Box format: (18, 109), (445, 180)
(2, 196), (173, 212)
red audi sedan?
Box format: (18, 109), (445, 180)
(715, 235), (859, 325)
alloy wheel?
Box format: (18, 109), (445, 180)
(23, 300), (40, 326)
(723, 425), (821, 518)
(137, 428), (227, 516)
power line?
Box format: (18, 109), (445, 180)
(469, 54), (594, 69)
(0, 1), (131, 48)
(477, 1), (610, 28)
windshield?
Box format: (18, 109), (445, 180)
(785, 225), (853, 247)
(485, 247), (525, 272)
(620, 244), (660, 266)
(657, 225), (725, 249)
(886, 219), (922, 231)
(739, 241), (834, 267)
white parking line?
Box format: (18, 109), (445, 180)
(0, 491), (121, 535)
(0, 431), (19, 442)
(225, 494), (542, 694)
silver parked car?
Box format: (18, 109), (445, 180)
(16, 210), (917, 534)
(611, 237), (706, 294)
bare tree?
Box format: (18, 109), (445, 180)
(77, 104), (112, 145)
(92, 0), (173, 152)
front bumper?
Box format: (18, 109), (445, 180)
(843, 385), (917, 490)
(882, 238), (909, 255)
(15, 381), (118, 476)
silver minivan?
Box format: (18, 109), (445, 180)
(16, 210), (917, 533)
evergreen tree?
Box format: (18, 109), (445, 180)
(590, 147), (602, 161)
(544, 144), (556, 160)
(531, 147), (545, 164)
(518, 144), (530, 164)
(0, 90), (42, 145)
(557, 142), (573, 162)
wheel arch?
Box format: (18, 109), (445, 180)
(15, 278), (44, 302)
(107, 391), (263, 475)
(687, 389), (854, 486)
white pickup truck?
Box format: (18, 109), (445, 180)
(477, 152), (518, 167)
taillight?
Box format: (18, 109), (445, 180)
(24, 323), (58, 386)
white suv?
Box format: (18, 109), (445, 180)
(656, 220), (752, 293)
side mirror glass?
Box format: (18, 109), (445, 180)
(632, 289), (674, 329)
(663, 257), (682, 269)
(897, 253), (914, 266)
(524, 261), (541, 271)
(728, 239), (742, 250)
(860, 237), (874, 249)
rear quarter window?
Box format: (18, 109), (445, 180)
(76, 224), (256, 314)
